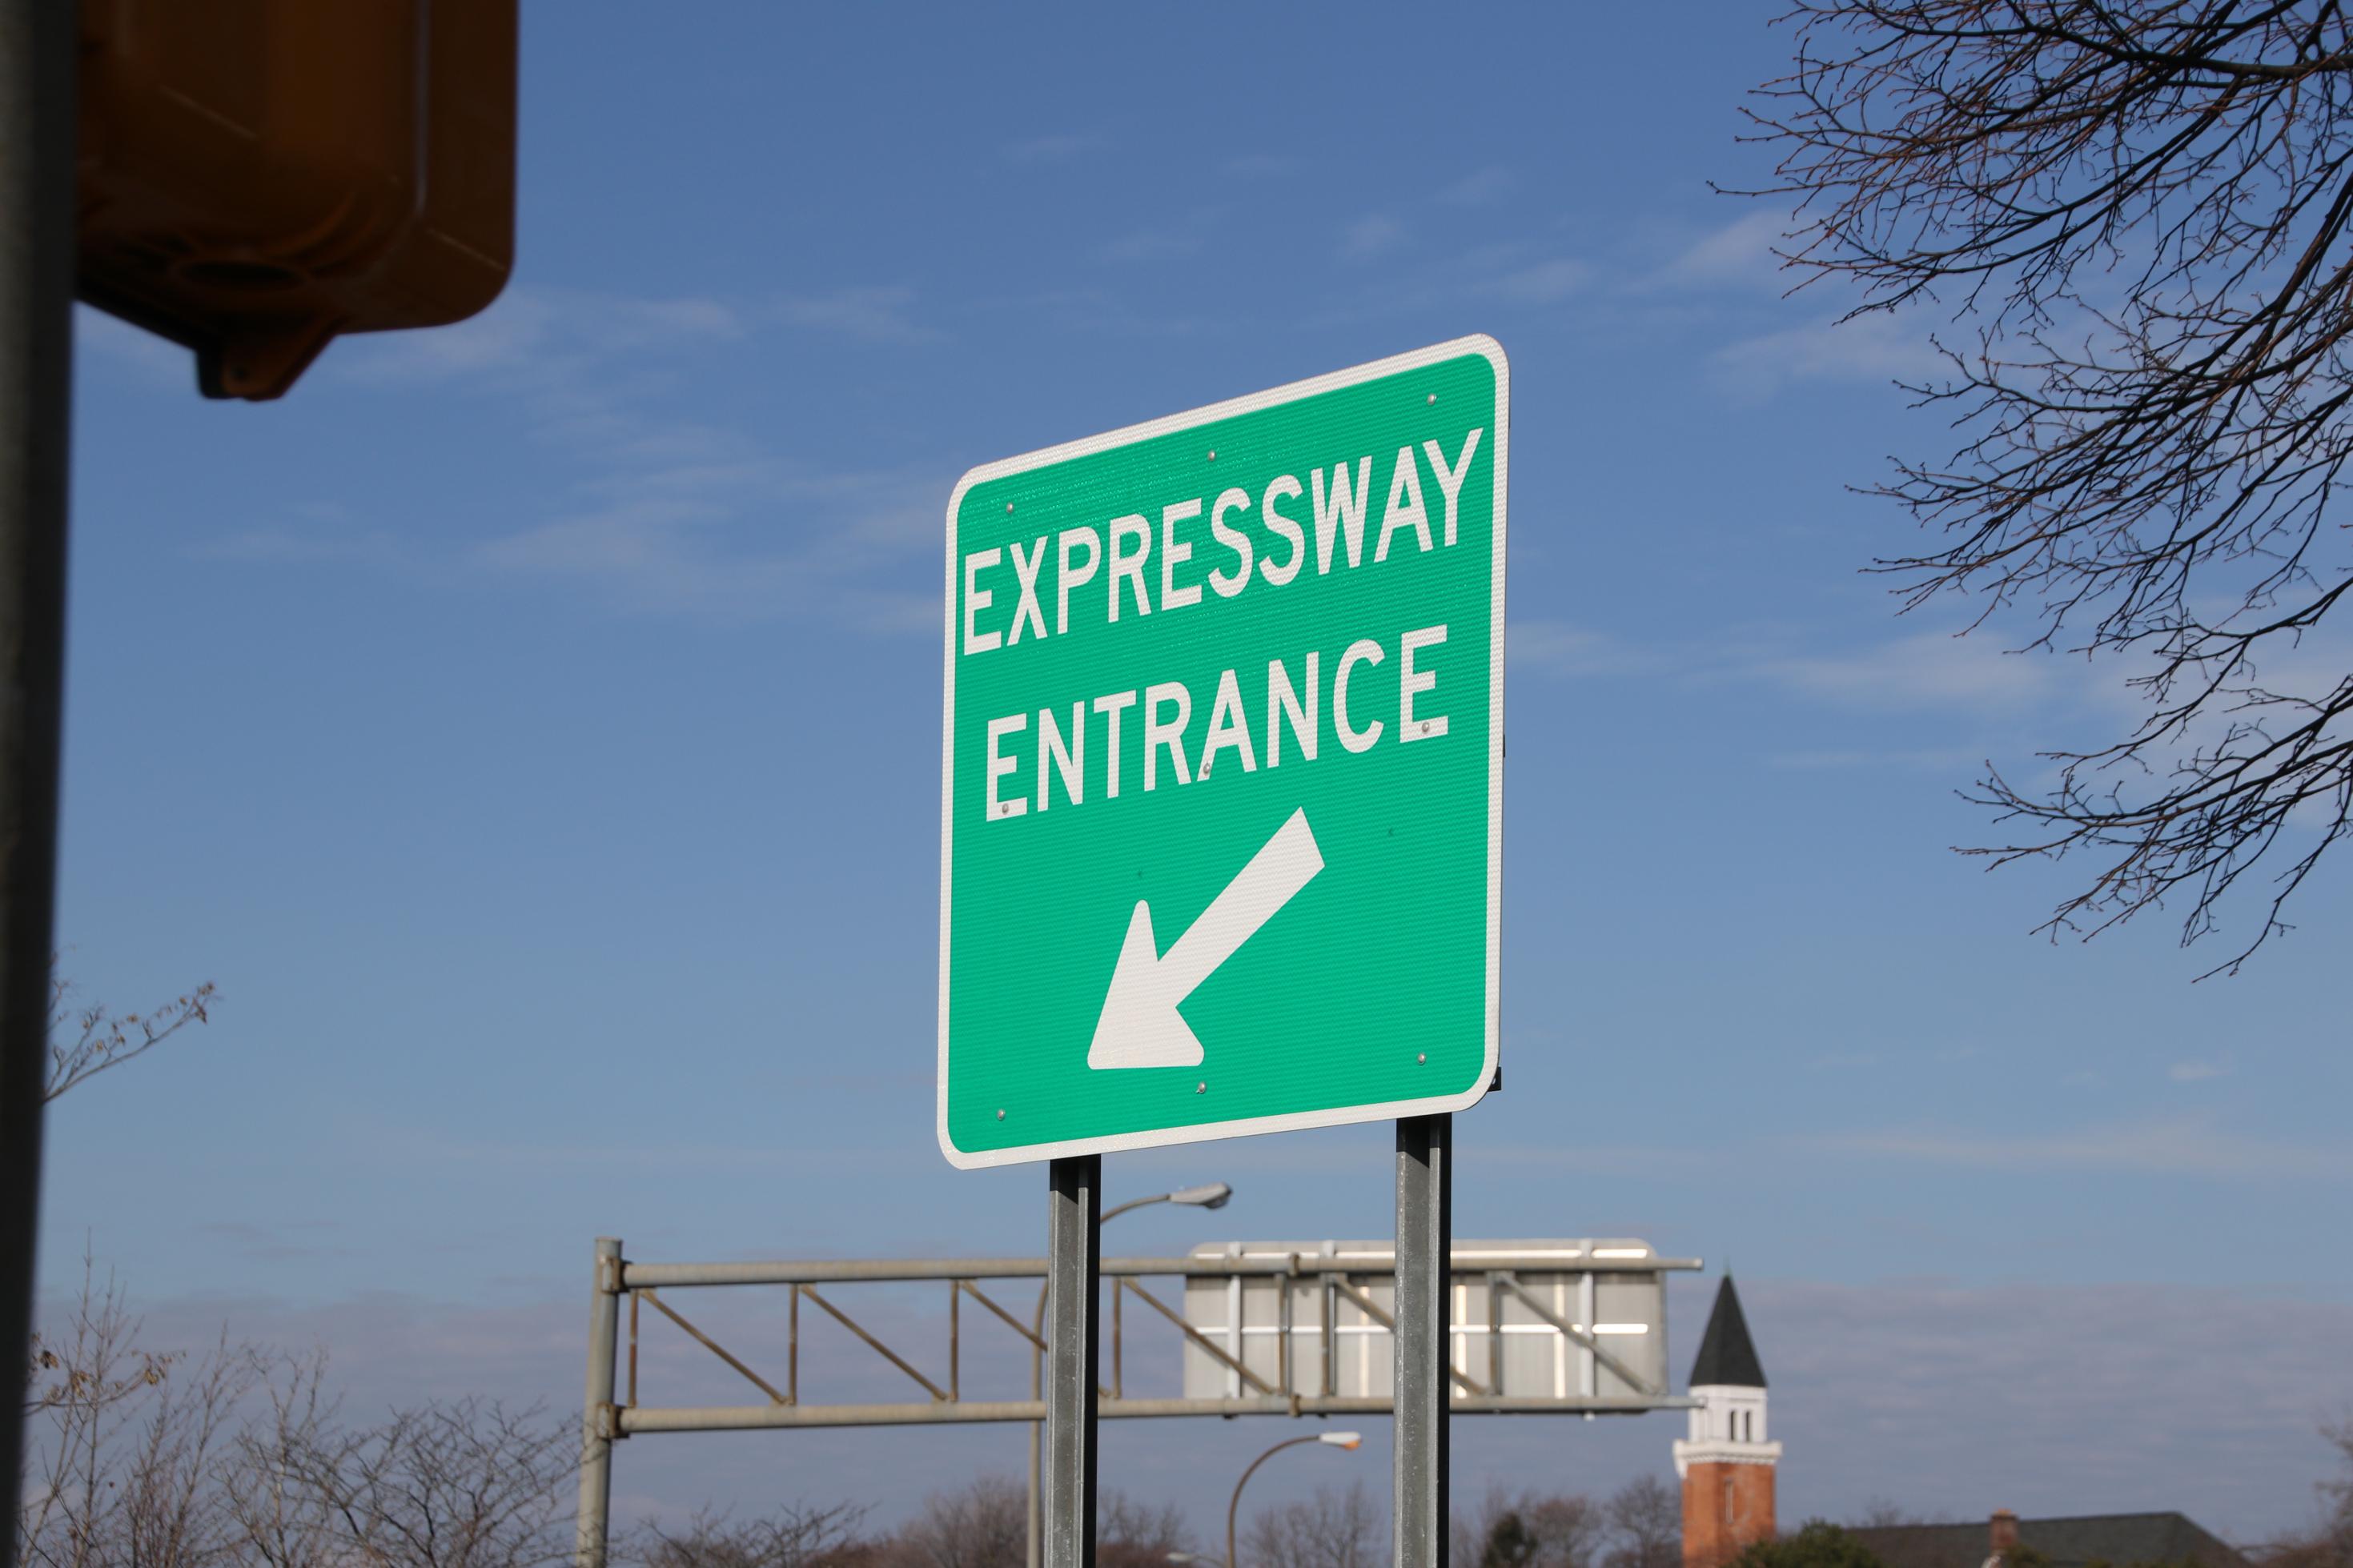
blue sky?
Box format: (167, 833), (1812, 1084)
(41, 1), (2351, 1545)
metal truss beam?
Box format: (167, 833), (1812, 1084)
(618, 1392), (1696, 1434)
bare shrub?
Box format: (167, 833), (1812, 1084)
(1242, 1479), (1384, 1568)
(881, 1476), (1026, 1568)
(1601, 1477), (1680, 1568)
(18, 1260), (252, 1568)
(629, 1501), (877, 1568)
(271, 1394), (573, 1568)
(1456, 1486), (1603, 1568)
(1098, 1490), (1190, 1568)
(18, 1278), (572, 1568)
(2250, 1417), (2353, 1568)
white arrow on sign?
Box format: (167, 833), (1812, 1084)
(1088, 808), (1326, 1070)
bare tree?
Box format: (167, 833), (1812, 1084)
(2250, 1417), (2353, 1568)
(21, 1262), (178, 1567)
(1456, 1487), (1602, 1568)
(1601, 1477), (1681, 1568)
(274, 1395), (573, 1568)
(22, 1303), (576, 1568)
(1745, 1), (2353, 972)
(1241, 1480), (1384, 1568)
(1096, 1491), (1190, 1568)
(2325, 1416), (2353, 1554)
(18, 1262), (254, 1568)
(222, 1349), (356, 1568)
(46, 972), (213, 1101)
(116, 1337), (252, 1568)
(881, 1478), (1026, 1568)
(629, 1502), (876, 1568)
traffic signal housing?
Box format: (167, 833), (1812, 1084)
(76, 0), (517, 400)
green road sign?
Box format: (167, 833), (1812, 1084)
(938, 336), (1507, 1167)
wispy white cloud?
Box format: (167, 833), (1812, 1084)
(1002, 132), (1103, 163)
(1486, 258), (1589, 305)
(2168, 1059), (2232, 1083)
(199, 524), (402, 567)
(985, 286), (1208, 341)
(1508, 620), (1674, 679)
(1765, 747), (1983, 771)
(1751, 629), (2059, 715)
(1296, 239), (1598, 328)
(1097, 214), (1219, 264)
(472, 471), (936, 630)
(335, 287), (745, 388)
(1440, 167), (1515, 207)
(1224, 151), (1303, 178)
(1709, 310), (1946, 399)
(775, 286), (938, 344)
(191, 501), (403, 566)
(1749, 1275), (2348, 1533)
(1518, 620), (2074, 722)
(1339, 214), (1406, 262)
(260, 287), (940, 630)
(1661, 209), (1793, 291)
(1806, 1116), (2347, 1179)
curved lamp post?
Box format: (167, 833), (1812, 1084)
(1102, 1182), (1232, 1224)
(1024, 1182), (1235, 1568)
(1226, 1430), (1361, 1568)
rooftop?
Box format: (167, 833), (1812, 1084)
(1848, 1513), (2248, 1568)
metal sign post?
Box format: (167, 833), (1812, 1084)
(942, 340), (1509, 1562)
(1042, 1157), (1100, 1568)
(1394, 1115), (1452, 1568)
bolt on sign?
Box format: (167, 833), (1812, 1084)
(939, 337), (1508, 1167)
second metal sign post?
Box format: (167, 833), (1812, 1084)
(1034, 1129), (1453, 1568)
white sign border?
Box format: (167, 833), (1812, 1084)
(938, 334), (1508, 1169)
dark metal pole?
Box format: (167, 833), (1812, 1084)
(1043, 1155), (1100, 1568)
(0, 4), (77, 1566)
(1393, 1114), (1452, 1568)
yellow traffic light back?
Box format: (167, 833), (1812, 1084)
(76, 0), (517, 400)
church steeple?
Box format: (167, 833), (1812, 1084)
(1688, 1273), (1766, 1389)
(1672, 1276), (1781, 1568)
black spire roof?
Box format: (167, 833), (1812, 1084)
(1688, 1275), (1766, 1388)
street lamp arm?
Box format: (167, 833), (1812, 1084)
(1099, 1193), (1172, 1225)
(1227, 1437), (1315, 1568)
(1104, 1183), (1232, 1225)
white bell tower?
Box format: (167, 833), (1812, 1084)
(1671, 1276), (1780, 1568)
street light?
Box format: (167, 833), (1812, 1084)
(1101, 1181), (1232, 1224)
(1226, 1431), (1362, 1568)
(1025, 1182), (1236, 1568)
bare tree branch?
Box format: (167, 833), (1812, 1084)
(1741, 0), (2353, 972)
(45, 972), (215, 1102)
